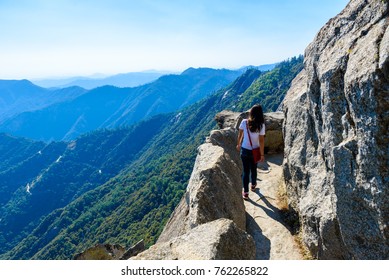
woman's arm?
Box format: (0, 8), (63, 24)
(236, 129), (244, 151)
(259, 135), (265, 162)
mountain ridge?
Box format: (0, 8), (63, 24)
(0, 68), (243, 141)
(0, 80), (86, 124)
(31, 64), (276, 90)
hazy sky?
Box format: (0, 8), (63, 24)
(0, 0), (349, 79)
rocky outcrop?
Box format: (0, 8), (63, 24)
(74, 240), (145, 260)
(131, 218), (255, 260)
(120, 240), (145, 260)
(216, 110), (284, 154)
(283, 0), (388, 259)
(73, 244), (126, 260)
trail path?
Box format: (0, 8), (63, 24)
(244, 153), (303, 260)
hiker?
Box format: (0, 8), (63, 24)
(236, 104), (265, 200)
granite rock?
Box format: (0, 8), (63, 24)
(282, 0), (389, 259)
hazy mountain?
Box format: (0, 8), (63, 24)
(0, 58), (303, 259)
(0, 68), (242, 141)
(32, 65), (274, 90)
(32, 71), (172, 89)
(0, 80), (86, 123)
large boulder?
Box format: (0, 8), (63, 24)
(131, 219), (255, 260)
(283, 0), (388, 259)
(215, 110), (284, 154)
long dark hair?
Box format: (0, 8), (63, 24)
(248, 104), (264, 133)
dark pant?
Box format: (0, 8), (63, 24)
(240, 148), (257, 193)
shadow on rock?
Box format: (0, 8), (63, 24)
(249, 191), (299, 235)
(246, 212), (271, 260)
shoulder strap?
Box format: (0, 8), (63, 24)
(246, 121), (254, 149)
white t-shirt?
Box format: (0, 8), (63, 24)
(239, 119), (265, 150)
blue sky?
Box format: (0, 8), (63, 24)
(0, 0), (349, 79)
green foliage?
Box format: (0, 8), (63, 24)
(232, 55), (303, 112)
(0, 115), (170, 256)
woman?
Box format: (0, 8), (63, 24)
(236, 104), (265, 200)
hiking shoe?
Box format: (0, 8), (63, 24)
(250, 184), (257, 191)
(242, 192), (249, 200)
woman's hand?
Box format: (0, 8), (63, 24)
(236, 129), (244, 152)
(260, 155), (265, 162)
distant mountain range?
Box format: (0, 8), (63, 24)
(31, 65), (277, 90)
(0, 68), (244, 141)
(0, 80), (86, 123)
(32, 71), (173, 89)
(238, 63), (277, 72)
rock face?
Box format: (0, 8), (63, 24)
(283, 0), (388, 259)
